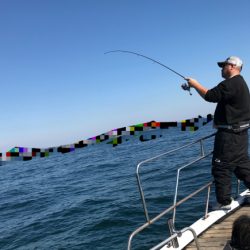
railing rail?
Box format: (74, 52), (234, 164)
(150, 226), (201, 250)
(128, 132), (216, 250)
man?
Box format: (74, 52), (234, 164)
(187, 56), (250, 209)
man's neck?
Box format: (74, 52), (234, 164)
(225, 73), (240, 80)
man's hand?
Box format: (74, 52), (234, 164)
(185, 77), (208, 98)
(185, 77), (200, 88)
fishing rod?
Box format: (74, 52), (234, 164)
(104, 50), (191, 95)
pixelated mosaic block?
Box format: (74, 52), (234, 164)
(2, 114), (214, 162)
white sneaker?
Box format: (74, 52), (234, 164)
(212, 198), (233, 210)
(244, 190), (250, 204)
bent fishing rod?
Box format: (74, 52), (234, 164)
(104, 50), (192, 95)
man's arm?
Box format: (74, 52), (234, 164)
(186, 78), (208, 99)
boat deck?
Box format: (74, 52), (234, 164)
(184, 203), (250, 250)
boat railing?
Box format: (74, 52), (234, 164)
(128, 132), (217, 250)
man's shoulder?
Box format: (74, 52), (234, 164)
(221, 75), (247, 89)
(230, 74), (246, 83)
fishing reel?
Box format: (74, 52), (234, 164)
(181, 83), (192, 95)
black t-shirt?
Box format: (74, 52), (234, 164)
(205, 75), (250, 125)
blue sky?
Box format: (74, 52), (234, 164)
(1, 0), (250, 152)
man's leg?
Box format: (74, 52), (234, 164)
(234, 162), (250, 189)
(212, 162), (233, 205)
(212, 130), (235, 205)
(233, 130), (250, 188)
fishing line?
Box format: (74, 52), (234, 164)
(105, 50), (191, 95)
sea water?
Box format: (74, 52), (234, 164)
(0, 124), (245, 250)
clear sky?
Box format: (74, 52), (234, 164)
(1, 0), (250, 152)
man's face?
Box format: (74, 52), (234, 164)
(221, 63), (234, 79)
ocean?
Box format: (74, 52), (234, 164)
(0, 124), (245, 250)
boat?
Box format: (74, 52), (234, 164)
(127, 132), (250, 250)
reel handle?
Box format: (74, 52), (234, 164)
(181, 83), (192, 95)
